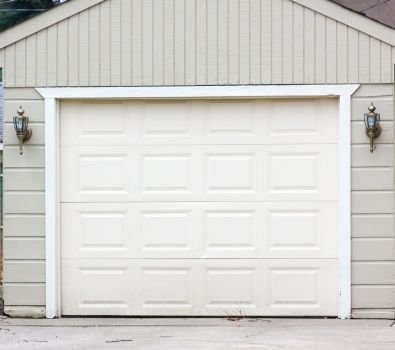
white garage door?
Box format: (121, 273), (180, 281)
(60, 98), (339, 316)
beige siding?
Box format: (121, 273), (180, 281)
(0, 0), (394, 87)
(351, 84), (395, 318)
(2, 90), (46, 316)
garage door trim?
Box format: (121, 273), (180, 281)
(37, 84), (359, 319)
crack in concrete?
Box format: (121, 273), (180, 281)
(105, 339), (133, 343)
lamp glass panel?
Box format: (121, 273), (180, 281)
(367, 115), (376, 128)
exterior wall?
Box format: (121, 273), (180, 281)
(2, 85), (394, 318)
(351, 84), (395, 319)
(0, 0), (394, 87)
(2, 88), (45, 317)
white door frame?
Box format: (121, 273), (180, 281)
(37, 84), (359, 319)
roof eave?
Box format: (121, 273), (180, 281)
(0, 0), (105, 49)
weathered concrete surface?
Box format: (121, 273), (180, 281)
(0, 318), (394, 350)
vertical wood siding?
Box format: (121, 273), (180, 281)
(0, 0), (394, 87)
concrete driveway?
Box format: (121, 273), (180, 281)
(0, 317), (394, 350)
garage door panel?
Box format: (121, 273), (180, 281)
(62, 259), (337, 316)
(60, 101), (133, 146)
(61, 202), (337, 259)
(61, 146), (138, 202)
(61, 260), (136, 316)
(264, 145), (338, 200)
(60, 98), (339, 317)
(61, 145), (337, 202)
(60, 99), (338, 146)
(266, 260), (338, 316)
(263, 99), (338, 144)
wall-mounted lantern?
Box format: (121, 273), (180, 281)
(364, 103), (381, 153)
(13, 106), (32, 155)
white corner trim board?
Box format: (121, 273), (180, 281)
(37, 84), (359, 319)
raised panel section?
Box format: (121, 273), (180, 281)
(205, 211), (255, 251)
(141, 268), (192, 308)
(270, 268), (319, 306)
(79, 155), (128, 193)
(141, 211), (191, 250)
(269, 212), (319, 249)
(265, 202), (337, 258)
(205, 154), (256, 193)
(266, 261), (338, 316)
(60, 102), (130, 145)
(141, 154), (192, 193)
(206, 101), (256, 136)
(264, 99), (338, 143)
(205, 269), (257, 308)
(62, 263), (132, 315)
(61, 204), (133, 259)
(60, 146), (134, 202)
(264, 145), (337, 200)
(269, 154), (319, 192)
(79, 212), (128, 250)
(141, 102), (191, 137)
(61, 259), (337, 316)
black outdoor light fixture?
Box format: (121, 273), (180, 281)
(13, 106), (32, 155)
(364, 103), (381, 153)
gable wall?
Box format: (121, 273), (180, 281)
(0, 0), (394, 87)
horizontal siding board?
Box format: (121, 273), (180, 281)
(352, 238), (394, 261)
(3, 123), (45, 146)
(4, 100), (44, 122)
(3, 215), (45, 237)
(352, 286), (395, 308)
(352, 309), (395, 319)
(351, 191), (394, 214)
(3, 261), (45, 283)
(3, 238), (45, 260)
(3, 146), (44, 168)
(351, 145), (393, 167)
(3, 284), (45, 306)
(351, 96), (394, 121)
(351, 168), (393, 191)
(352, 262), (394, 285)
(3, 169), (45, 191)
(353, 85), (394, 98)
(3, 306), (46, 318)
(352, 215), (394, 238)
(351, 121), (393, 144)
(3, 192), (45, 214)
(3, 88), (43, 100)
